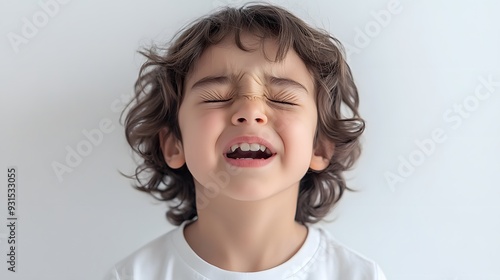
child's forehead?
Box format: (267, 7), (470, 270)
(186, 32), (311, 84)
(199, 32), (280, 63)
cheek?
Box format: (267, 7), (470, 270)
(178, 106), (226, 170)
(180, 103), (223, 137)
(278, 106), (318, 174)
(275, 110), (317, 153)
(276, 105), (317, 135)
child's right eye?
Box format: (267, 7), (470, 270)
(200, 90), (233, 103)
(203, 99), (231, 103)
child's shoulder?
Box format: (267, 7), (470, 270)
(104, 225), (183, 280)
(306, 225), (387, 279)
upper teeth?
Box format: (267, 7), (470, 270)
(230, 143), (270, 153)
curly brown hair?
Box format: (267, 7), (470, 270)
(123, 3), (364, 226)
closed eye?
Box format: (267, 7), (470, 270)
(203, 99), (231, 103)
(199, 89), (233, 103)
(268, 99), (297, 106)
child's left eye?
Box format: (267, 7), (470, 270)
(268, 99), (297, 106)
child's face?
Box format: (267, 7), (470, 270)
(164, 32), (329, 201)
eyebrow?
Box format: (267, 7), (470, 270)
(190, 75), (231, 90)
(268, 76), (309, 93)
(190, 75), (309, 93)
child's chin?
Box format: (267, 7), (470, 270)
(223, 182), (288, 201)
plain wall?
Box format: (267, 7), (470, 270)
(1, 0), (499, 279)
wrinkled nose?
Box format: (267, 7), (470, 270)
(231, 96), (268, 126)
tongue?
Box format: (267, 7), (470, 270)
(227, 150), (269, 159)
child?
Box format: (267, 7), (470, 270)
(106, 3), (387, 280)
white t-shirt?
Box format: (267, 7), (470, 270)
(104, 220), (387, 280)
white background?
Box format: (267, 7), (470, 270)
(1, 0), (499, 279)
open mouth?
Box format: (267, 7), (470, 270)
(225, 143), (273, 160)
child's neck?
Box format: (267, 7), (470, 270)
(184, 183), (308, 272)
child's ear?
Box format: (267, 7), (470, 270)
(309, 137), (335, 171)
(159, 127), (185, 169)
